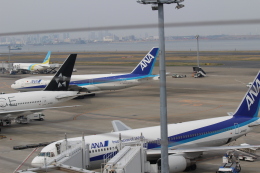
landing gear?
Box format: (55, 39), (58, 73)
(184, 164), (197, 171)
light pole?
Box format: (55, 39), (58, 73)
(137, 1), (185, 173)
(8, 45), (11, 71)
(196, 35), (200, 67)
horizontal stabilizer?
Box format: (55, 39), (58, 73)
(112, 120), (132, 132)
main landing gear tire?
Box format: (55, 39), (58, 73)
(184, 164), (197, 171)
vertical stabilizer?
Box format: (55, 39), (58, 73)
(233, 71), (260, 118)
(44, 54), (77, 91)
(131, 47), (159, 75)
(42, 51), (51, 64)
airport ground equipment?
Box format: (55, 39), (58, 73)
(16, 113), (45, 124)
(237, 143), (259, 162)
(216, 150), (241, 173)
(192, 66), (206, 78)
(172, 74), (186, 78)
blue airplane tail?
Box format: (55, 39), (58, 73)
(42, 51), (51, 64)
(233, 71), (260, 118)
(131, 47), (159, 75)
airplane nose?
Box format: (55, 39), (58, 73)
(11, 84), (17, 89)
(31, 157), (44, 168)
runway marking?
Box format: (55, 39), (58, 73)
(168, 105), (223, 117)
(0, 82), (11, 89)
(13, 147), (38, 173)
(179, 99), (203, 106)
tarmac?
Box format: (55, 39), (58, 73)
(0, 62), (259, 173)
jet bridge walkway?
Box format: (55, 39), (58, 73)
(17, 136), (98, 173)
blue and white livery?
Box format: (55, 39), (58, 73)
(11, 48), (159, 92)
(31, 71), (260, 172)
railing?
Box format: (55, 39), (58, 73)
(45, 142), (82, 166)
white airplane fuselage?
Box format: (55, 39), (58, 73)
(0, 91), (78, 118)
(11, 73), (156, 92)
(32, 115), (259, 169)
(13, 63), (50, 72)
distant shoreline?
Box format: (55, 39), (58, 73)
(0, 50), (259, 67)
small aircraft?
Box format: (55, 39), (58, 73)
(11, 48), (160, 93)
(12, 51), (51, 74)
(0, 54), (82, 123)
(31, 71), (260, 172)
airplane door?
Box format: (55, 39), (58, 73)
(21, 81), (25, 87)
(234, 123), (240, 134)
(89, 79), (93, 85)
(0, 99), (7, 110)
(41, 97), (47, 106)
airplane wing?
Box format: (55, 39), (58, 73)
(0, 105), (81, 117)
(55, 93), (85, 99)
(170, 145), (260, 153)
(112, 120), (132, 132)
(146, 145), (260, 157)
(38, 64), (50, 67)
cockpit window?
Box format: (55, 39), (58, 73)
(38, 152), (54, 157)
(38, 152), (46, 156)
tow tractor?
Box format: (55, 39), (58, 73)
(216, 150), (241, 173)
(16, 113), (45, 124)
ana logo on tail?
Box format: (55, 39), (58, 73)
(140, 53), (155, 71)
(246, 79), (260, 110)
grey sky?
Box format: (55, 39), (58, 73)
(1, 0), (260, 37)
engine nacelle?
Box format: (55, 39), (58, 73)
(168, 155), (189, 173)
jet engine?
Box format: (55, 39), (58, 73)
(158, 155), (196, 173)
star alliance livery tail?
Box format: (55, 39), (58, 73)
(44, 54), (77, 91)
(42, 51), (51, 64)
(131, 47), (159, 75)
(233, 71), (260, 118)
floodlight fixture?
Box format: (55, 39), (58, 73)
(137, 0), (184, 10)
(137, 0), (184, 4)
(175, 3), (184, 9)
(151, 4), (159, 10)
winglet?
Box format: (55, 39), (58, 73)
(44, 54), (77, 91)
(112, 120), (132, 132)
(131, 47), (159, 75)
(233, 71), (260, 118)
(42, 51), (51, 64)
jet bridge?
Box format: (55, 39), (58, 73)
(17, 135), (97, 173)
(102, 135), (159, 173)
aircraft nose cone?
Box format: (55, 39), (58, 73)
(31, 157), (44, 168)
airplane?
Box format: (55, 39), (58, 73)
(31, 71), (260, 172)
(12, 51), (51, 74)
(0, 54), (82, 125)
(11, 47), (160, 94)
